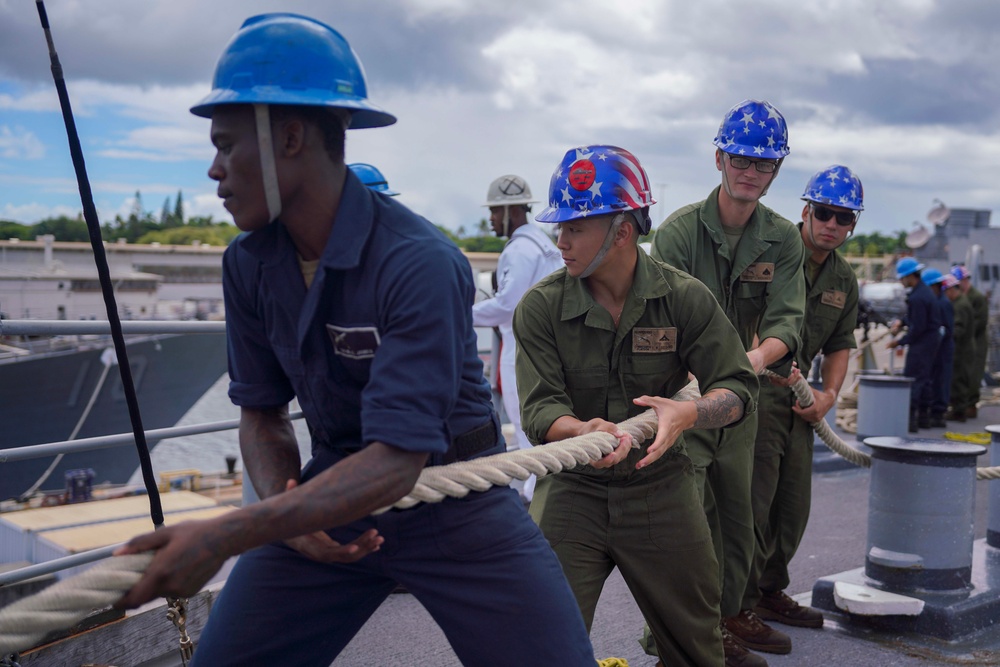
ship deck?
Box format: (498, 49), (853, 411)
(9, 383), (1000, 666)
(328, 405), (1000, 667)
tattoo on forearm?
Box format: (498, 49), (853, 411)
(694, 390), (744, 429)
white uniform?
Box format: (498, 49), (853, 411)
(473, 224), (563, 501)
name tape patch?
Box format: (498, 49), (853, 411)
(821, 289), (847, 309)
(633, 327), (677, 353)
(740, 262), (775, 283)
(326, 324), (381, 360)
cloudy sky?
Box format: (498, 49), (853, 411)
(0, 0), (997, 240)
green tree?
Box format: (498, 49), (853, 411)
(160, 196), (172, 226)
(137, 226), (237, 246)
(0, 221), (32, 240)
(187, 215), (214, 228)
(435, 225), (460, 245)
(459, 236), (506, 253)
(172, 190), (184, 226)
(34, 216), (91, 241)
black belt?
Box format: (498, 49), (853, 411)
(442, 415), (499, 465)
(319, 414), (500, 464)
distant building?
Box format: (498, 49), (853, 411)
(912, 207), (999, 307)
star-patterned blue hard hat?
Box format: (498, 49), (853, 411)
(801, 165), (864, 211)
(713, 99), (789, 159)
(535, 145), (656, 232)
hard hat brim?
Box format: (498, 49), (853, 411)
(190, 89), (397, 128)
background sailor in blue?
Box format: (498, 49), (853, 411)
(115, 13), (595, 666)
(922, 269), (955, 427)
(888, 258), (942, 432)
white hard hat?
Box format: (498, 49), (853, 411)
(483, 174), (538, 207)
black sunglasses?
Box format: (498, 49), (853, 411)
(811, 204), (856, 227)
(727, 155), (779, 173)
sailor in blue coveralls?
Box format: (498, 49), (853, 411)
(889, 258), (942, 431)
(116, 14), (595, 666)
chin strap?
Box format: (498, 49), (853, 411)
(579, 214), (624, 279)
(254, 104), (282, 223)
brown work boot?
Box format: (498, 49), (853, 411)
(721, 622), (769, 666)
(755, 589), (825, 628)
(945, 409), (967, 423)
(724, 609), (791, 655)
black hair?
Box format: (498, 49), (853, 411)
(269, 105), (347, 163)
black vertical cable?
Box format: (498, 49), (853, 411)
(35, 0), (164, 527)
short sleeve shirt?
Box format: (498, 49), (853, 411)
(223, 171), (494, 456)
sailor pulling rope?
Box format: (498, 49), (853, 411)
(4, 373), (999, 658)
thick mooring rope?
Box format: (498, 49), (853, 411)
(768, 371), (1000, 480)
(383, 381), (700, 512)
(0, 553), (152, 657)
(5, 376), (999, 657)
(0, 384), (699, 656)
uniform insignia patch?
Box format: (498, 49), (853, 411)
(633, 327), (677, 353)
(821, 290), (847, 309)
(740, 263), (775, 282)
(326, 324), (381, 359)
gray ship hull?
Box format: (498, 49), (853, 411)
(0, 332), (228, 500)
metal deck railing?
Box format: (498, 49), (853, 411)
(0, 319), (304, 588)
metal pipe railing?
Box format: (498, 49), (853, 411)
(0, 544), (122, 587)
(0, 412), (304, 463)
(0, 319), (225, 336)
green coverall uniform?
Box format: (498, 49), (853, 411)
(514, 250), (758, 667)
(964, 286), (989, 411)
(950, 293), (975, 414)
(742, 231), (858, 610)
(651, 186), (805, 617)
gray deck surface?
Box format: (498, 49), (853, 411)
(331, 405), (1000, 666)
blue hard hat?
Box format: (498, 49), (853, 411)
(191, 13), (396, 128)
(801, 165), (864, 211)
(349, 163), (399, 196)
(921, 268), (944, 285)
(536, 145), (656, 233)
(896, 257), (924, 279)
(951, 265), (971, 281)
(713, 99), (790, 159)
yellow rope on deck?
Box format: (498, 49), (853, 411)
(944, 432), (991, 445)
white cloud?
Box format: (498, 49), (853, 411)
(0, 87), (59, 112)
(0, 125), (45, 159)
(96, 124), (212, 163)
(0, 202), (80, 225)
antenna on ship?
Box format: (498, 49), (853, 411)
(905, 222), (931, 249)
(927, 198), (950, 226)
(906, 199), (951, 250)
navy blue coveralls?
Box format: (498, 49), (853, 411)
(191, 172), (595, 666)
(899, 280), (942, 419)
(931, 291), (955, 419)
